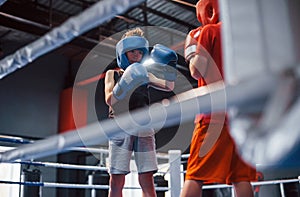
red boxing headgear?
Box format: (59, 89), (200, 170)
(196, 0), (220, 25)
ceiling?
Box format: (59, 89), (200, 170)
(0, 0), (200, 62)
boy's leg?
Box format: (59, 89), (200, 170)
(233, 181), (254, 197)
(181, 180), (203, 197)
(138, 172), (157, 197)
(109, 174), (126, 197)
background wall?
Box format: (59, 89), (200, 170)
(0, 52), (68, 137)
(0, 47), (69, 197)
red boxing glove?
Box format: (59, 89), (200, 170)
(184, 26), (202, 62)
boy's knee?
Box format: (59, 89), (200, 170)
(110, 174), (125, 188)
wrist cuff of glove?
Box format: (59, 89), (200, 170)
(185, 45), (197, 62)
(112, 83), (125, 101)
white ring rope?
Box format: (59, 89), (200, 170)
(0, 0), (146, 79)
(0, 75), (277, 162)
(0, 134), (34, 144)
(0, 178), (299, 190)
(0, 180), (169, 191)
(66, 146), (109, 154)
(12, 161), (107, 171)
(10, 160), (164, 174)
(180, 154), (190, 159)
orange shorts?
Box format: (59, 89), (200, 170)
(185, 122), (256, 184)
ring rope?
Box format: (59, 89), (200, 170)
(0, 134), (34, 144)
(67, 147), (109, 154)
(1, 178), (299, 190)
(0, 0), (7, 6)
(9, 160), (169, 175)
(203, 178), (300, 189)
(0, 180), (169, 191)
(180, 153), (190, 159)
(68, 147), (169, 160)
(12, 160), (107, 171)
(0, 0), (146, 79)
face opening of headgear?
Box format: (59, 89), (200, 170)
(116, 36), (149, 70)
(196, 0), (220, 26)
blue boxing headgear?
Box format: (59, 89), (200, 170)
(116, 36), (149, 70)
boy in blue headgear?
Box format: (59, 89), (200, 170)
(104, 27), (178, 197)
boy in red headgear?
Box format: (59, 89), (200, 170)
(181, 1), (256, 197)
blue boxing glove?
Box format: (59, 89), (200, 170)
(144, 44), (178, 81)
(113, 62), (149, 100)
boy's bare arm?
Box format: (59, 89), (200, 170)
(104, 70), (117, 106)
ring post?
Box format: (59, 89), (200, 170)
(92, 170), (110, 196)
(169, 150), (181, 197)
(21, 168), (41, 197)
(88, 174), (96, 197)
(154, 175), (168, 197)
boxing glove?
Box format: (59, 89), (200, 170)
(113, 62), (149, 100)
(144, 44), (178, 81)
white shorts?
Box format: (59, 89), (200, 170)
(108, 134), (158, 174)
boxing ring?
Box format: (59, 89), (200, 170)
(1, 0), (300, 196)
